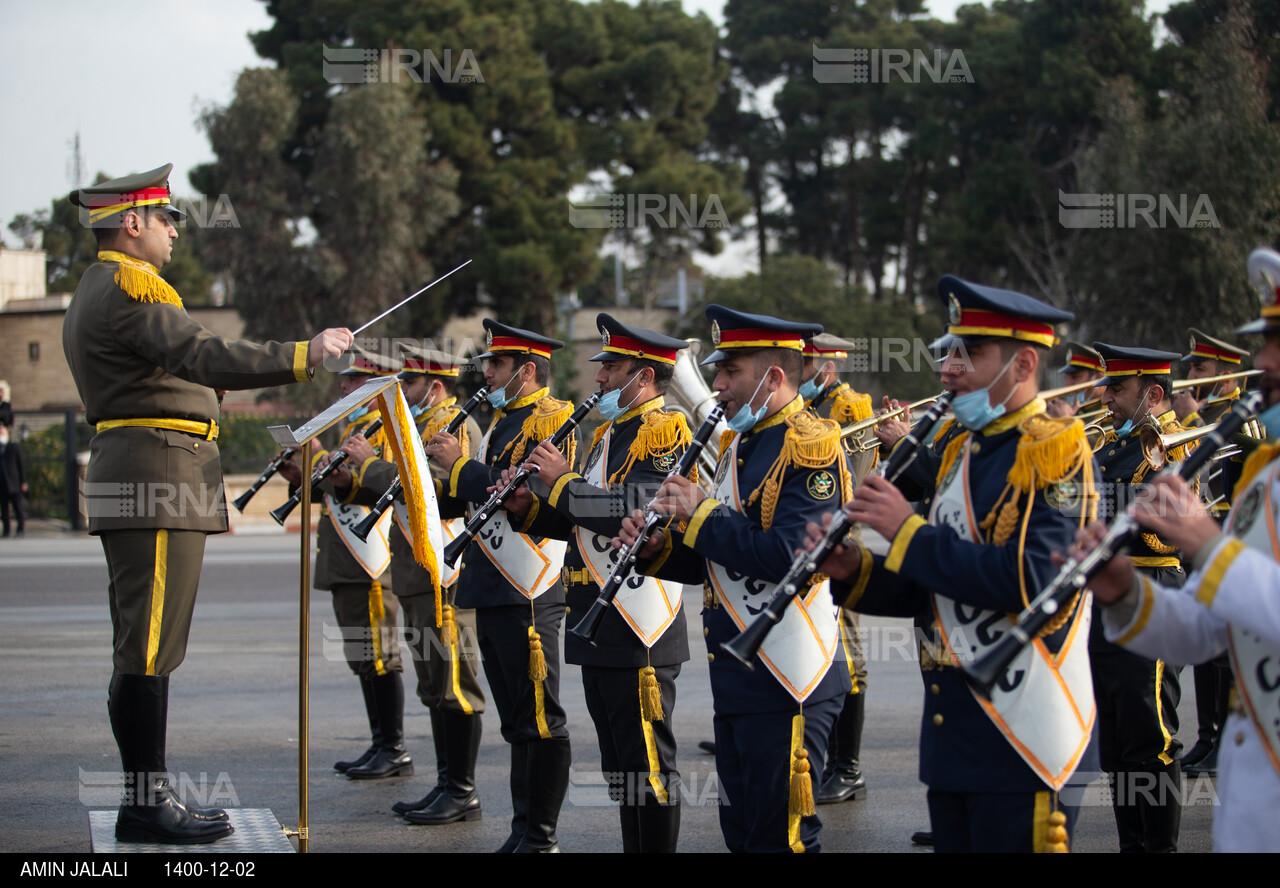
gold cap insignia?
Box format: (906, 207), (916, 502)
(948, 293), (961, 326)
(600, 326), (610, 346)
(711, 320), (721, 346)
(485, 329), (493, 347)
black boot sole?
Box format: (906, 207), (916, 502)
(116, 823), (235, 844)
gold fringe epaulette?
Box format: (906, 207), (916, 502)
(512, 397), (574, 466)
(830, 389), (874, 425)
(611, 410), (691, 486)
(747, 412), (844, 531)
(98, 250), (183, 307)
(421, 402), (469, 458)
(1236, 440), (1280, 493)
(719, 428), (738, 456)
(1008, 414), (1093, 494)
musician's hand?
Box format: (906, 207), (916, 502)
(428, 431), (463, 472)
(307, 327), (354, 368)
(277, 450), (302, 487)
(1045, 399), (1076, 419)
(494, 467), (534, 520)
(801, 508), (862, 582)
(874, 397), (909, 447)
(1131, 474), (1220, 555)
(648, 474), (705, 522)
(1055, 520), (1134, 604)
(847, 474), (914, 541)
(522, 441), (571, 486)
(615, 509), (666, 560)
(1173, 389), (1206, 422)
(340, 434), (376, 468)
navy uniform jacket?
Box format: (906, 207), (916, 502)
(890, 416), (965, 509)
(1091, 410), (1186, 651)
(644, 397), (851, 715)
(438, 389), (571, 610)
(836, 400), (1098, 793)
(519, 398), (691, 668)
(350, 400), (484, 599)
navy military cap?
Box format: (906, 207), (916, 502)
(589, 313), (689, 365)
(476, 319), (564, 360)
(398, 343), (464, 379)
(700, 304), (823, 366)
(940, 275), (1072, 348)
(69, 163), (187, 228)
(333, 343), (400, 376)
(1092, 343), (1181, 386)
(1181, 328), (1247, 365)
(1056, 341), (1105, 375)
(803, 333), (858, 361)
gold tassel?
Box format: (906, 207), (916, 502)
(442, 604), (458, 649)
(640, 666), (664, 721)
(789, 731), (816, 817)
(936, 431), (970, 490)
(992, 496), (1022, 546)
(589, 422), (608, 454)
(719, 429), (737, 455)
(527, 626), (548, 681)
(1008, 414), (1091, 492)
(1045, 810), (1069, 853)
(99, 250), (183, 307)
(368, 580), (385, 621)
(512, 396), (573, 466)
(830, 389), (873, 424)
(612, 411), (692, 486)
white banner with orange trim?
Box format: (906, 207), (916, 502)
(326, 495), (392, 578)
(929, 446), (1095, 791)
(705, 436), (838, 702)
(574, 425), (682, 646)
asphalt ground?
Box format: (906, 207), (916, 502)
(0, 526), (1213, 856)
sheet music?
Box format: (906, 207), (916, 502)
(268, 376), (402, 446)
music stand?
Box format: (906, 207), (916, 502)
(267, 375), (401, 852)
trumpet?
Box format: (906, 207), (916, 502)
(1039, 379), (1106, 402)
(350, 385), (491, 543)
(721, 392), (955, 669)
(232, 450), (292, 513)
(961, 390), (1265, 698)
(839, 395), (942, 452)
(1171, 368), (1261, 397)
(569, 403), (727, 645)
(269, 418), (384, 525)
(442, 391), (603, 568)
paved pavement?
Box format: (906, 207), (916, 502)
(0, 526), (1214, 854)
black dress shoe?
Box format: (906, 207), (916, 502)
(116, 782), (235, 844)
(1180, 738), (1214, 770)
(393, 788), (443, 815)
(911, 830), (934, 846)
(347, 746), (413, 780)
(697, 740), (716, 755)
(816, 764), (867, 804)
(335, 744), (379, 773)
(1185, 742), (1219, 777)
(404, 791), (481, 824)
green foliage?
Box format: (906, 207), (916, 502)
(216, 411), (311, 475)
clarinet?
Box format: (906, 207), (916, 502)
(442, 391), (604, 568)
(269, 418), (384, 525)
(350, 386), (491, 543)
(721, 392), (956, 668)
(962, 389), (1265, 697)
(570, 403), (727, 644)
(232, 450), (290, 513)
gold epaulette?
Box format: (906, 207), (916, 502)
(421, 403), (470, 459)
(830, 389), (874, 425)
(512, 397), (574, 465)
(719, 428), (737, 456)
(747, 412), (847, 530)
(98, 250), (183, 307)
(1236, 440), (1280, 493)
(611, 410), (692, 486)
(1008, 414), (1093, 493)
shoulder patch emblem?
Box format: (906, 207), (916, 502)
(653, 451), (676, 472)
(808, 469), (836, 500)
(1044, 480), (1082, 513)
(1232, 483), (1263, 536)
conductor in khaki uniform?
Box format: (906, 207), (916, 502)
(62, 164), (351, 843)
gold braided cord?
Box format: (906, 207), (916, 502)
(746, 413), (842, 530)
(611, 410), (691, 486)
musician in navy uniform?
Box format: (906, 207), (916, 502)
(280, 346), (412, 780)
(499, 315), (692, 852)
(618, 306), (854, 853)
(1091, 343), (1187, 852)
(1173, 329), (1252, 779)
(332, 345), (487, 823)
(430, 321), (574, 853)
(804, 278), (1098, 853)
(1046, 342), (1106, 419)
(801, 334), (873, 805)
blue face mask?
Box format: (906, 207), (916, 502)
(486, 363), (531, 410)
(799, 374), (825, 403)
(410, 402), (426, 419)
(951, 353), (1019, 431)
(598, 371), (643, 421)
(727, 371), (772, 433)
(347, 405), (370, 423)
(1114, 388), (1153, 439)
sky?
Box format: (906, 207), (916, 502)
(0, 0), (1175, 275)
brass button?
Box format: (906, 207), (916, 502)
(193, 442), (199, 450)
(932, 714), (944, 726)
(707, 653), (715, 663)
(703, 627), (710, 637)
(930, 684), (941, 695)
(565, 607), (571, 615)
(1236, 732), (1246, 746)
(459, 562), (466, 571)
(970, 442), (980, 454)
(737, 458), (745, 466)
(1107, 449), (1116, 457)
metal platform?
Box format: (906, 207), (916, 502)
(89, 809), (294, 853)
